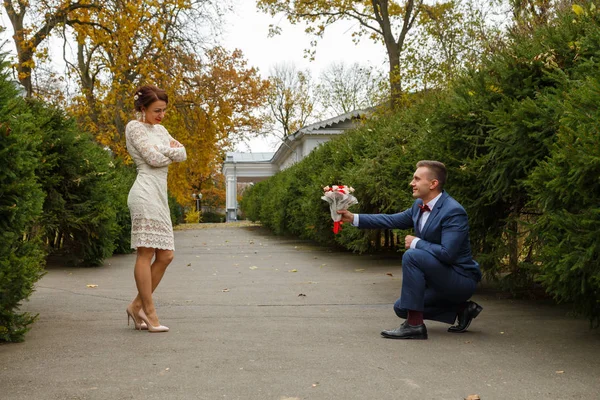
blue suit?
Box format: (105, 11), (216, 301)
(359, 191), (481, 324)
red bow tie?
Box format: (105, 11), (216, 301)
(418, 204), (431, 213)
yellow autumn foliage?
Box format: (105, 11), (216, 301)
(63, 1), (270, 207)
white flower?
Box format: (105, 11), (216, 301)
(134, 95), (139, 100)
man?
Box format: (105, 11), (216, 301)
(338, 160), (482, 339)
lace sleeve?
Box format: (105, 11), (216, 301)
(156, 128), (187, 162)
(126, 122), (172, 167)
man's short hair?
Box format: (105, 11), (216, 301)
(416, 160), (447, 190)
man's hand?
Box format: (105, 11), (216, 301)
(337, 210), (354, 223)
(405, 235), (417, 249)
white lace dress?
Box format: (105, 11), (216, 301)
(126, 120), (187, 250)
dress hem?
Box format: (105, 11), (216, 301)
(131, 245), (175, 251)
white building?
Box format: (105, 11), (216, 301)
(222, 109), (370, 221)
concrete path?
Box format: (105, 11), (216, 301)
(1, 223), (599, 400)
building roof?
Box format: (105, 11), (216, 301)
(296, 109), (369, 135)
(225, 152), (274, 163)
(223, 108), (372, 169)
(270, 108), (371, 166)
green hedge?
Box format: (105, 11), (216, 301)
(0, 54), (46, 342)
(240, 3), (600, 326)
(33, 103), (135, 266)
(0, 52), (150, 341)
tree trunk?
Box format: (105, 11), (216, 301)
(77, 42), (100, 127)
(114, 95), (126, 144)
(17, 49), (34, 98)
(3, 2), (33, 97)
(373, 0), (419, 110)
(387, 47), (402, 109)
(507, 216), (519, 274)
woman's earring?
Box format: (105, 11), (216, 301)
(142, 112), (146, 123)
(135, 111), (142, 121)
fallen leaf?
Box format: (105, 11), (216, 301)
(311, 382), (319, 387)
(500, 331), (505, 334)
(86, 284), (98, 288)
(187, 263), (191, 266)
(222, 288), (230, 292)
(386, 273), (393, 277)
(298, 293), (306, 297)
(249, 266), (258, 270)
(355, 269), (365, 272)
(465, 396), (480, 400)
(556, 370), (564, 374)
(289, 269), (298, 272)
(464, 340), (472, 344)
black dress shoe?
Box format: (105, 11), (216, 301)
(381, 323), (428, 339)
(448, 301), (483, 333)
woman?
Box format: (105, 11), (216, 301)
(124, 85), (186, 333)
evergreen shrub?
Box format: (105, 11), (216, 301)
(33, 103), (125, 266)
(527, 54), (600, 326)
(0, 54), (46, 342)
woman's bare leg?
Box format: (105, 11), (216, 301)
(133, 247), (158, 325)
(131, 249), (174, 325)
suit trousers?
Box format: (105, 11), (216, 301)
(394, 249), (478, 324)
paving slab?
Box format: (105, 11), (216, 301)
(1, 223), (599, 400)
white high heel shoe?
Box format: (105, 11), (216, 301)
(138, 309), (169, 333)
(126, 305), (148, 330)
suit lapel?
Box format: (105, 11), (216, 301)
(414, 201), (423, 236)
(420, 192), (447, 237)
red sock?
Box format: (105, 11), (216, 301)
(407, 310), (424, 326)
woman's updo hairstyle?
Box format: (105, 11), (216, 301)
(133, 85), (168, 111)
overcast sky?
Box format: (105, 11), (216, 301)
(222, 0), (386, 78)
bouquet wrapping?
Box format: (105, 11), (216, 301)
(321, 185), (358, 234)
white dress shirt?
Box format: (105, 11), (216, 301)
(352, 192), (443, 249)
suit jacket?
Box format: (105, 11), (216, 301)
(358, 191), (481, 282)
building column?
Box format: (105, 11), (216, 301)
(226, 174), (237, 222)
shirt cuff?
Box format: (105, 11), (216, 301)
(410, 238), (421, 249)
(352, 214), (359, 227)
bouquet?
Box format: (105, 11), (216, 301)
(321, 185), (358, 234)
